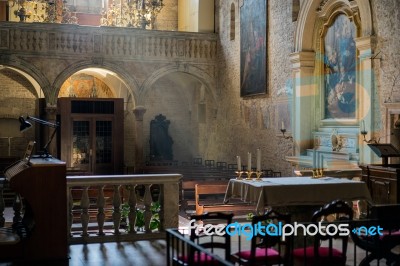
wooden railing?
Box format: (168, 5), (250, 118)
(0, 173), (181, 244)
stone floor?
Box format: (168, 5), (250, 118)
(0, 210), (397, 266)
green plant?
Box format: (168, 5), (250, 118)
(121, 201), (161, 232)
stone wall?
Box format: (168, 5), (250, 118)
(371, 0), (400, 123)
(209, 0), (295, 174)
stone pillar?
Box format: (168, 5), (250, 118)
(289, 51), (316, 157)
(355, 36), (376, 164)
(133, 106), (146, 173)
(44, 106), (58, 158)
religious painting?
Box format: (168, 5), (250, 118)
(240, 0), (267, 97)
(324, 14), (356, 119)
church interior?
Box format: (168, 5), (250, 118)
(0, 0), (400, 265)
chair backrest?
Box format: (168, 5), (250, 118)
(189, 212), (234, 261)
(311, 199), (353, 259)
(250, 209), (292, 264)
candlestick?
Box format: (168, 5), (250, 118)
(248, 152), (252, 171)
(237, 156), (241, 171)
(256, 148), (261, 172)
(281, 121), (285, 130)
(361, 120), (366, 133)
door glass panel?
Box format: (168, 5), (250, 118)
(72, 121), (90, 167)
(96, 121), (112, 164)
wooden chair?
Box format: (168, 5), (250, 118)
(351, 204), (400, 266)
(231, 209), (292, 265)
(216, 162), (227, 170)
(193, 158), (203, 166)
(205, 160), (215, 168)
(292, 199), (353, 266)
(177, 212), (233, 265)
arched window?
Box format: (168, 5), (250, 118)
(230, 3), (235, 40)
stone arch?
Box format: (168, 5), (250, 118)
(0, 57), (50, 101)
(294, 0), (372, 52)
(138, 64), (217, 108)
(51, 60), (141, 106)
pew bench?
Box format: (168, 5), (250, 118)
(195, 183), (255, 217)
(180, 180), (230, 212)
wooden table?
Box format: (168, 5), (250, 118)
(224, 176), (372, 214)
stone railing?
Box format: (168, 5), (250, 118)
(0, 173), (182, 244)
(0, 22), (218, 62)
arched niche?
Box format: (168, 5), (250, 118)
(288, 0), (375, 167)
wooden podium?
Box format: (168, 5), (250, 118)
(2, 157), (68, 262)
(361, 144), (400, 204)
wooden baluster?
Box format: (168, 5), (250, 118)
(97, 185), (105, 236)
(127, 185), (137, 234)
(80, 186), (90, 237)
(112, 185), (121, 234)
(13, 193), (23, 224)
(144, 184), (152, 233)
(68, 187), (74, 236)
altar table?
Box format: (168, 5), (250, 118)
(224, 176), (372, 213)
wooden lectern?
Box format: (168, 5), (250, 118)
(2, 157), (67, 262)
(360, 144), (400, 204)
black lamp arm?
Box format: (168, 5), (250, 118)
(27, 116), (58, 128)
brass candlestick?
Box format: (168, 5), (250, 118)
(255, 171), (263, 181)
(235, 171), (243, 180)
(312, 168), (324, 178)
(246, 171), (254, 180)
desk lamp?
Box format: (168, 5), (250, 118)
(19, 116), (59, 158)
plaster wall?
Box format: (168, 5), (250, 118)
(211, 0), (295, 174)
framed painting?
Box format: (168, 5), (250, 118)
(240, 0), (267, 97)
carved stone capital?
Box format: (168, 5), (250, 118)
(133, 106), (147, 121)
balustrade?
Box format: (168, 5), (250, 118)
(0, 173), (181, 244)
(0, 22), (217, 62)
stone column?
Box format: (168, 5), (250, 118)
(355, 36), (376, 164)
(289, 51), (316, 157)
(132, 106), (146, 173)
(44, 105), (58, 158)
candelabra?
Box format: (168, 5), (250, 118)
(9, 0), (78, 24)
(235, 170), (243, 180)
(245, 170), (254, 180)
(101, 0), (164, 29)
(312, 168), (324, 179)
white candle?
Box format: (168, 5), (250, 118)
(102, 0), (104, 8)
(361, 120), (366, 132)
(281, 121), (285, 130)
(312, 149), (316, 169)
(248, 152), (252, 171)
(237, 156), (241, 171)
(256, 148), (261, 172)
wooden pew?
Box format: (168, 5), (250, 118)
(195, 184), (255, 217)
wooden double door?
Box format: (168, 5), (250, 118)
(58, 98), (124, 174)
